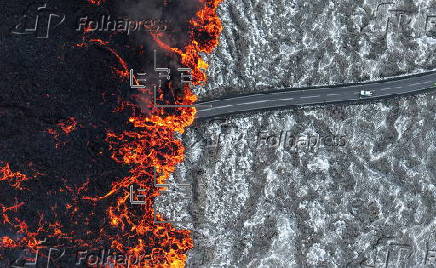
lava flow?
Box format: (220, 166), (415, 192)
(0, 0), (223, 267)
(83, 0), (223, 266)
(92, 0), (224, 266)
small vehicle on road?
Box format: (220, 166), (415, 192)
(360, 90), (373, 97)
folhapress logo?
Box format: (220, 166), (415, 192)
(11, 3), (65, 38)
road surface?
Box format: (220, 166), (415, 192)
(195, 71), (436, 119)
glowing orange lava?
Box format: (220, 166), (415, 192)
(91, 0), (224, 266)
(87, 0), (105, 5)
(0, 0), (223, 267)
(58, 117), (79, 134)
(0, 163), (32, 191)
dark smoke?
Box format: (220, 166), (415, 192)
(110, 0), (202, 114)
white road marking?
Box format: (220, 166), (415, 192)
(200, 104), (233, 111)
(237, 100), (269, 106)
(230, 94), (264, 100)
(197, 75), (436, 117)
(271, 87), (329, 96)
(196, 104), (213, 108)
(410, 82), (424, 86)
(300, 95), (320, 99)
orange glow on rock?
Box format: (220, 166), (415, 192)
(0, 1), (223, 267)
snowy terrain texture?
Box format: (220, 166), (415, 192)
(159, 0), (436, 267)
(196, 0), (436, 100)
(180, 95), (436, 267)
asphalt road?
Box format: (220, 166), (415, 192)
(195, 71), (436, 119)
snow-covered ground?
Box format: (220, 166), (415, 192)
(179, 94), (436, 267)
(196, 0), (436, 100)
(159, 0), (436, 266)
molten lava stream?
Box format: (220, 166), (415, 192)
(0, 0), (224, 266)
(81, 0), (225, 267)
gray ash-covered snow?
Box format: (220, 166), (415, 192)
(196, 0), (436, 100)
(160, 0), (436, 267)
(178, 94), (436, 267)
